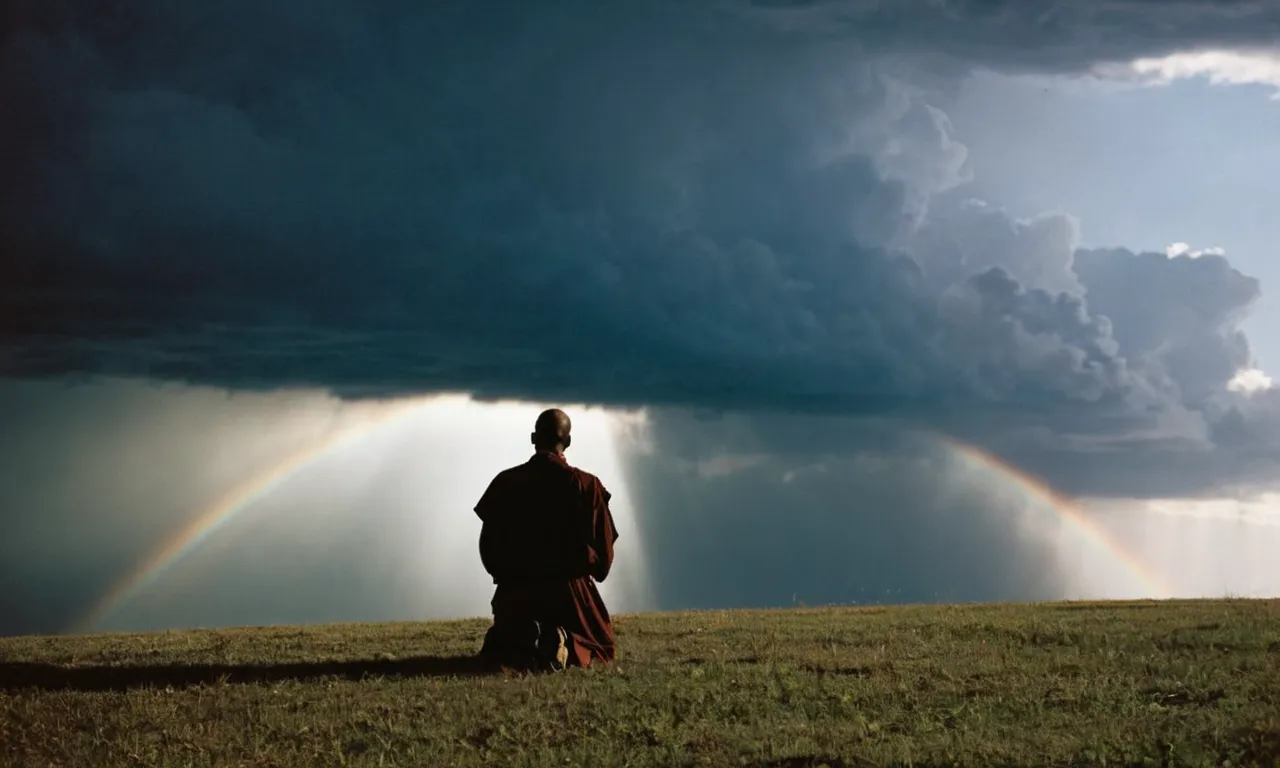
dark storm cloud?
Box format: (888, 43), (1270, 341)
(740, 0), (1280, 72)
(2, 0), (1279, 498)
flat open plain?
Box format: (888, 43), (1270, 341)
(2, 600), (1278, 767)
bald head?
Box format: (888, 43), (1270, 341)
(532, 408), (572, 453)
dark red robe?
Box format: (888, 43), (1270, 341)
(474, 450), (618, 666)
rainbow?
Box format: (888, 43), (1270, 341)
(78, 410), (1171, 632)
(935, 435), (1171, 599)
(75, 398), (431, 633)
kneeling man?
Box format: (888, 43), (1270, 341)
(474, 409), (619, 671)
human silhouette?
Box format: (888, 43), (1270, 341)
(473, 408), (619, 671)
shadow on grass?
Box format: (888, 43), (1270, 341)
(0, 654), (496, 692)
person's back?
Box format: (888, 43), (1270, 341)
(473, 409), (619, 670)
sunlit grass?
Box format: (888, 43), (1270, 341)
(2, 600), (1278, 766)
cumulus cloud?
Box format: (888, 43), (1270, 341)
(1127, 48), (1280, 97)
(911, 196), (1083, 296)
(1074, 247), (1259, 407)
(1166, 242), (1228, 259)
(3, 0), (1280, 502)
(1228, 368), (1274, 394)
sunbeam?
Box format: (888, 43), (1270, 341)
(85, 394), (652, 633)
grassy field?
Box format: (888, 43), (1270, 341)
(2, 600), (1278, 767)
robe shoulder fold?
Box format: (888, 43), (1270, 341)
(473, 454), (618, 584)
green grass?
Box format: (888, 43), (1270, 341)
(2, 600), (1279, 767)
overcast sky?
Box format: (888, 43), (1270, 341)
(2, 1), (1279, 636)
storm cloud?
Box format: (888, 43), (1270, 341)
(2, 0), (1279, 503)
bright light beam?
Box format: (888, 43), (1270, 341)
(81, 395), (653, 633)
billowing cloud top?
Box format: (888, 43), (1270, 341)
(2, 0), (1278, 498)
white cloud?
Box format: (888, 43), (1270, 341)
(1165, 241), (1226, 259)
(1127, 49), (1280, 98)
(1227, 367), (1274, 394)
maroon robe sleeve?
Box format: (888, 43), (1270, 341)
(474, 474), (504, 580)
(582, 476), (618, 583)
